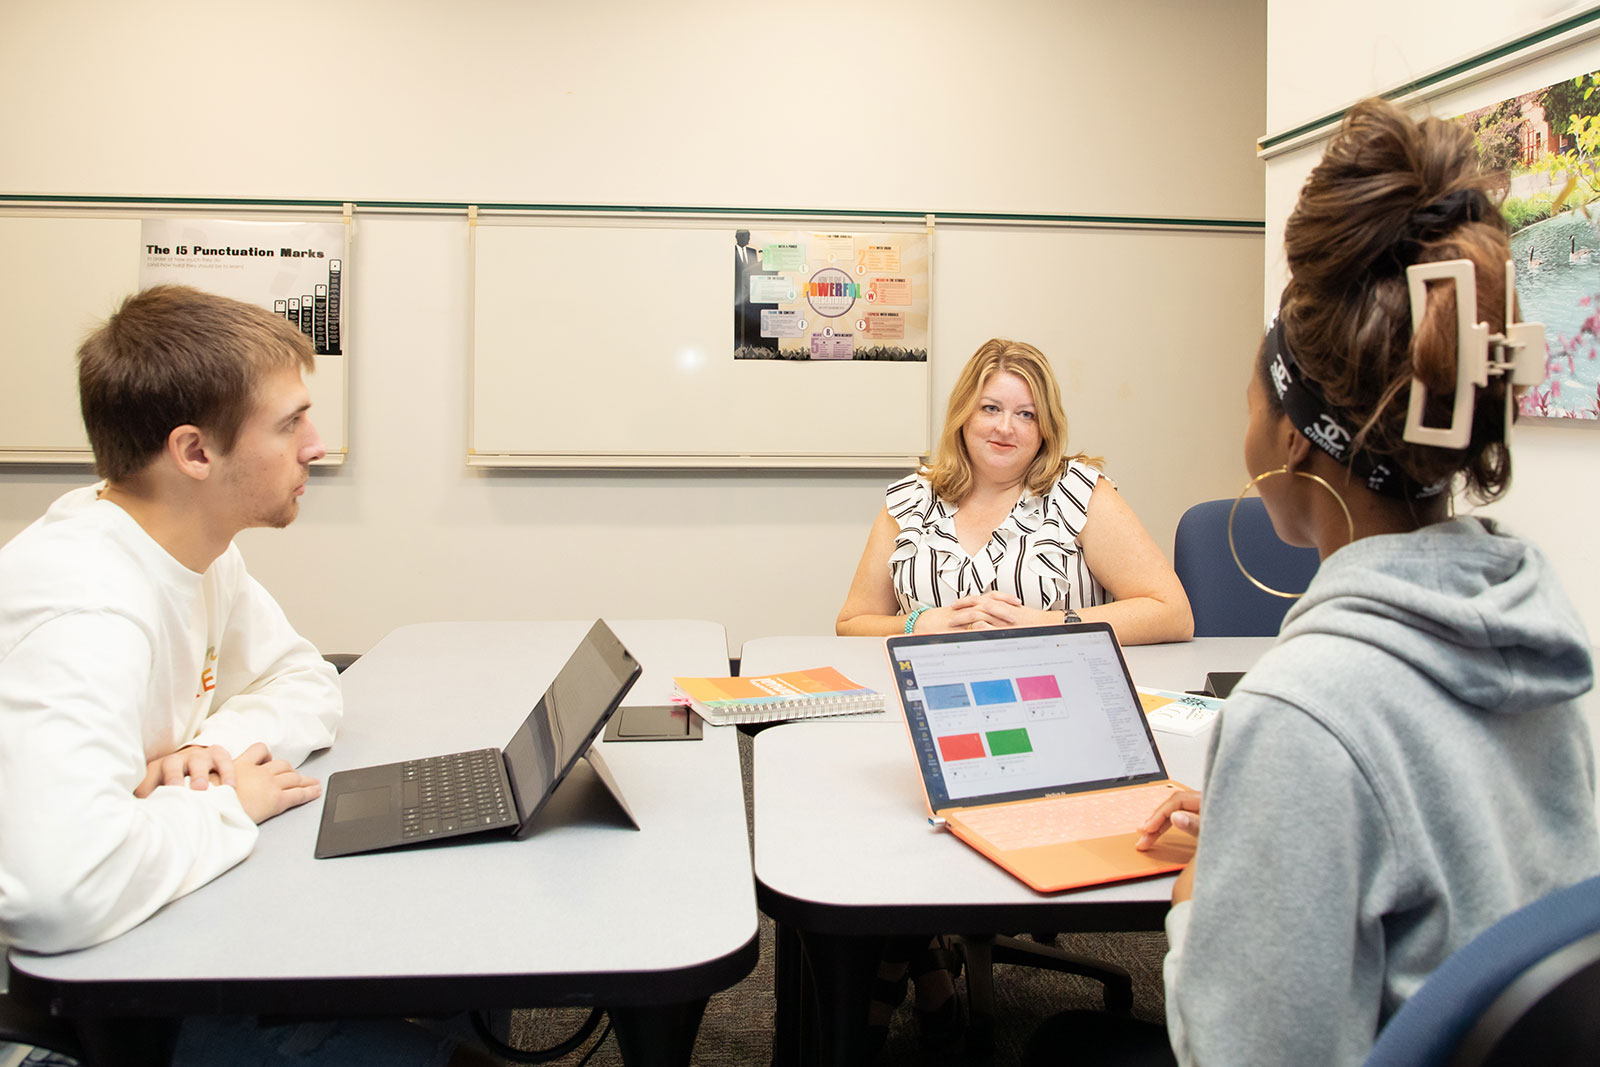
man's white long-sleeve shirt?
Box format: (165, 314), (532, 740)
(0, 486), (341, 953)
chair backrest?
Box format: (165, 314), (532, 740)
(323, 652), (361, 674)
(1363, 872), (1600, 1067)
(0, 993), (84, 1060)
(1172, 498), (1320, 637)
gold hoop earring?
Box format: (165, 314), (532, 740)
(1228, 467), (1354, 599)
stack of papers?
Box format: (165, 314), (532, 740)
(1136, 687), (1223, 736)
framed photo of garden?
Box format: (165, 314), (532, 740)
(1459, 72), (1600, 421)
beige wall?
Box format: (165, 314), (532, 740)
(1265, 0), (1600, 637)
(0, 0), (1269, 655)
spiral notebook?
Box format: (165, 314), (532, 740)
(673, 666), (883, 725)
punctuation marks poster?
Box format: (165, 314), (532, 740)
(140, 219), (346, 355)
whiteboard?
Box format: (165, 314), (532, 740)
(0, 212), (349, 465)
(469, 221), (931, 468)
(0, 216), (140, 460)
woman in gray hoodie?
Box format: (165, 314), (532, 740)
(1034, 97), (1600, 1067)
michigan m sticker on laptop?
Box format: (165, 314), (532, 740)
(885, 623), (1196, 893)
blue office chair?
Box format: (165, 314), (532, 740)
(1364, 872), (1600, 1067)
(1172, 498), (1320, 637)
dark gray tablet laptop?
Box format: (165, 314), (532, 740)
(314, 619), (642, 859)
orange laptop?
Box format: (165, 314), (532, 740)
(884, 623), (1196, 892)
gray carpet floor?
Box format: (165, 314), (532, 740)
(502, 731), (1171, 1065)
(506, 923), (1169, 1066)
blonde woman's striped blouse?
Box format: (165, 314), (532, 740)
(885, 460), (1108, 614)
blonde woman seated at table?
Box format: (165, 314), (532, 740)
(837, 338), (1193, 644)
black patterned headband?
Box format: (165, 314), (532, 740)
(1265, 316), (1449, 501)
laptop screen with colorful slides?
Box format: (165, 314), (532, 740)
(886, 623), (1169, 813)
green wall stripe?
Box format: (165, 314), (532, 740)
(0, 193), (1262, 232)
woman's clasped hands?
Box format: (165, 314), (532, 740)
(910, 591), (1064, 633)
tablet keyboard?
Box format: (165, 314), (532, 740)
(400, 748), (515, 840)
(956, 783), (1180, 852)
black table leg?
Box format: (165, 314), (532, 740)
(772, 920), (805, 1067)
(610, 1000), (708, 1067)
(799, 931), (877, 1067)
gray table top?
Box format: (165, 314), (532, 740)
(11, 620), (757, 1011)
(747, 635), (1600, 934)
(746, 636), (1269, 933)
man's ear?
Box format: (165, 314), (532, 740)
(166, 425), (213, 482)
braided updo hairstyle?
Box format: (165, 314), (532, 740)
(1267, 97), (1517, 504)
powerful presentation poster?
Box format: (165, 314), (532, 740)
(140, 219), (346, 355)
(732, 228), (929, 362)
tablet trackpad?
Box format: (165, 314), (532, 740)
(334, 785), (394, 823)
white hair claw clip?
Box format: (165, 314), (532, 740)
(1403, 258), (1544, 449)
